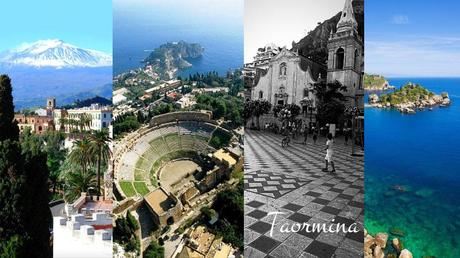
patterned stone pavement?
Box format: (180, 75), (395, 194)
(244, 130), (364, 258)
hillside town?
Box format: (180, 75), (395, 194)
(111, 38), (244, 257)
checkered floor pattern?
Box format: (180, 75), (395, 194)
(244, 130), (364, 258)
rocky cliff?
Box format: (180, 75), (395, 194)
(291, 0), (364, 65)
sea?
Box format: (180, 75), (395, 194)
(365, 77), (460, 257)
(113, 5), (243, 76)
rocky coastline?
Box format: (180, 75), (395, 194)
(368, 83), (451, 114)
(365, 229), (413, 258)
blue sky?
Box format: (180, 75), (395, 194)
(366, 0), (460, 77)
(0, 0), (112, 53)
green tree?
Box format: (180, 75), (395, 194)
(63, 168), (97, 202)
(0, 75), (19, 141)
(43, 131), (66, 195)
(143, 241), (164, 258)
(251, 99), (272, 129)
(0, 74), (51, 257)
(313, 80), (347, 124)
(88, 130), (111, 196)
(0, 235), (25, 258)
(69, 137), (92, 174)
(114, 212), (140, 254)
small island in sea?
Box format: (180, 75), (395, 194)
(368, 82), (451, 113)
(364, 73), (395, 91)
(144, 40), (204, 79)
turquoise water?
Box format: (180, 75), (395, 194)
(113, 3), (243, 76)
(365, 78), (460, 257)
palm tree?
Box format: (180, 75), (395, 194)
(64, 169), (97, 202)
(81, 114), (92, 131)
(88, 130), (111, 196)
(69, 137), (92, 174)
(77, 113), (92, 131)
(59, 117), (68, 131)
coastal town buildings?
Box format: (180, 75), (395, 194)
(176, 226), (235, 258)
(14, 98), (112, 134)
(14, 113), (55, 135)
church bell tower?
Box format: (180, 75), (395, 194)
(327, 0), (363, 108)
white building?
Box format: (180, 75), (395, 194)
(113, 93), (127, 105)
(192, 87), (229, 94)
(175, 94), (196, 108)
(66, 104), (112, 132)
(113, 87), (130, 105)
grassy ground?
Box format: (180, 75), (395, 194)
(134, 168), (144, 181)
(119, 181), (137, 197)
(133, 181), (150, 196)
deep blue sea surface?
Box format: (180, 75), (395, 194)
(365, 78), (460, 257)
(113, 6), (243, 76)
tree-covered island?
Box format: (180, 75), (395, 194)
(368, 82), (450, 113)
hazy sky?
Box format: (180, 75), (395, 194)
(0, 0), (112, 53)
(113, 0), (243, 31)
(244, 0), (344, 63)
(366, 0), (460, 77)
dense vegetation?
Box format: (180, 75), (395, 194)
(143, 240), (164, 258)
(209, 129), (233, 149)
(113, 70), (244, 138)
(244, 99), (272, 129)
(379, 83), (434, 105)
(364, 74), (387, 90)
(208, 178), (244, 250)
(313, 80), (348, 124)
(195, 93), (244, 127)
(20, 129), (67, 201)
(0, 75), (52, 257)
(113, 112), (141, 138)
(180, 69), (244, 96)
(114, 211), (141, 255)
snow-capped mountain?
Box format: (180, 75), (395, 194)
(0, 39), (112, 68)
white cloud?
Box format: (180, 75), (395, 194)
(366, 36), (460, 77)
(391, 15), (409, 25)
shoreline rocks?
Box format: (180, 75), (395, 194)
(364, 229), (413, 258)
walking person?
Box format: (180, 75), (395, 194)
(302, 125), (308, 145)
(322, 133), (336, 173)
(312, 129), (318, 144)
(344, 128), (349, 145)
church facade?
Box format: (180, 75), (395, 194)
(250, 48), (326, 108)
(248, 0), (364, 122)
